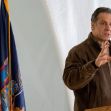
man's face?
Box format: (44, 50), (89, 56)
(92, 12), (111, 42)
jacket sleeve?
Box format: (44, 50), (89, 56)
(63, 48), (99, 91)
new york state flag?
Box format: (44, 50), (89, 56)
(0, 0), (26, 111)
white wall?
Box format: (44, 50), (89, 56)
(9, 0), (70, 111)
(45, 0), (97, 110)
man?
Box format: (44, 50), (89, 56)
(63, 7), (111, 111)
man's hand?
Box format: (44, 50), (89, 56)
(95, 41), (111, 67)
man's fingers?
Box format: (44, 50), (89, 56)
(107, 56), (111, 61)
(101, 43), (109, 54)
(98, 56), (111, 63)
(96, 41), (110, 67)
(101, 41), (109, 48)
(97, 55), (110, 61)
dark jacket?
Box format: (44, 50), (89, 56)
(63, 33), (111, 111)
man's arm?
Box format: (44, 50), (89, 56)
(63, 49), (98, 91)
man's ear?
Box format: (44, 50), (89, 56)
(91, 22), (94, 30)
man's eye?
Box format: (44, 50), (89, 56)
(100, 22), (105, 25)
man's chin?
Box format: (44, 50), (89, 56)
(103, 36), (111, 41)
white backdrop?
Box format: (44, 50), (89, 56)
(5, 0), (111, 111)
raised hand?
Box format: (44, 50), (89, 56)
(95, 41), (111, 67)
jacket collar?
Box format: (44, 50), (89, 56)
(87, 32), (101, 51)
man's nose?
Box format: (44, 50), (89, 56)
(105, 24), (111, 31)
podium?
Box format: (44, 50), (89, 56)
(85, 106), (111, 111)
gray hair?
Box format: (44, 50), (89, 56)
(91, 7), (111, 22)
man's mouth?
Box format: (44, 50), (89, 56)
(104, 33), (111, 36)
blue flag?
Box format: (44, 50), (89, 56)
(0, 0), (26, 110)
